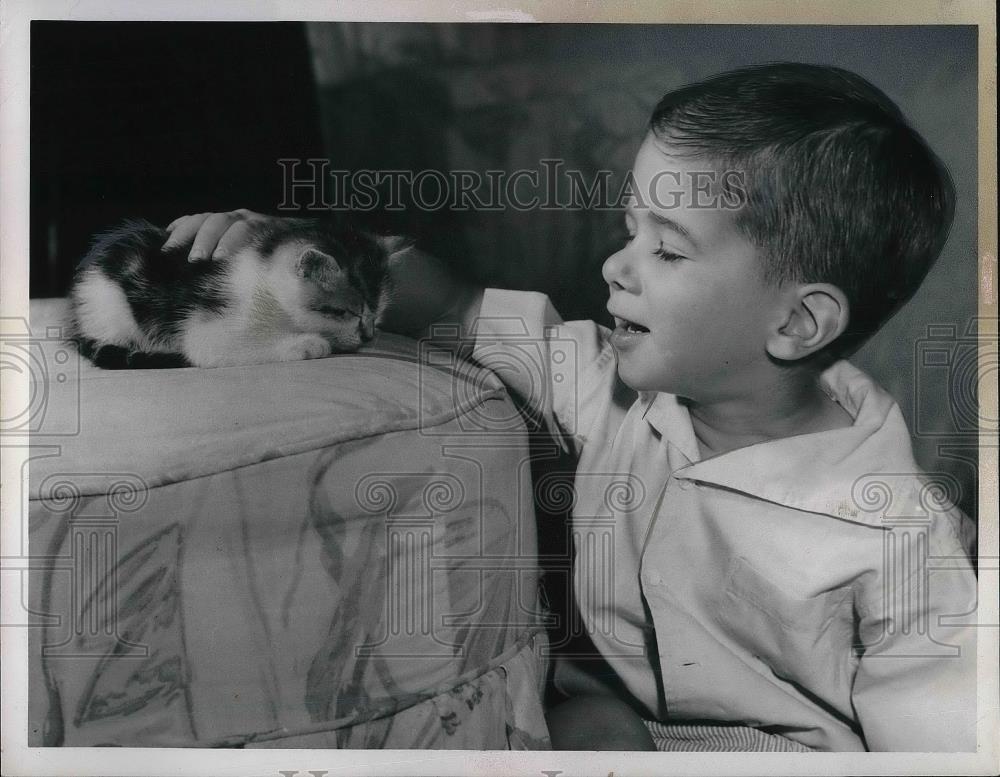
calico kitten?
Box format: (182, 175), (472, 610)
(67, 217), (406, 368)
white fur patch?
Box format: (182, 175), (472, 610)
(179, 249), (300, 366)
(262, 243), (308, 313)
(73, 269), (143, 346)
(181, 311), (251, 367)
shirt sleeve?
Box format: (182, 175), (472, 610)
(470, 289), (619, 456)
(851, 516), (979, 751)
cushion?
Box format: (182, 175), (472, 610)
(26, 298), (549, 748)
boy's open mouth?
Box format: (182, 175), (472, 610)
(613, 316), (650, 334)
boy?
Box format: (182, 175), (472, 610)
(164, 63), (978, 752)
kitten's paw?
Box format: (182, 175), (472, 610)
(277, 333), (333, 362)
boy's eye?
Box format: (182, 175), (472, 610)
(320, 306), (348, 317)
(653, 242), (685, 262)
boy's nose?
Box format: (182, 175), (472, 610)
(602, 247), (637, 291)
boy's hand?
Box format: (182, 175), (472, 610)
(161, 209), (271, 261)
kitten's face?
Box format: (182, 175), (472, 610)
(285, 241), (389, 351)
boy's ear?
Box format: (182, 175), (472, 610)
(767, 283), (849, 361)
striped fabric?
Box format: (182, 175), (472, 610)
(643, 720), (814, 752)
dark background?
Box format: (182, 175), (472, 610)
(30, 22), (981, 527)
(30, 22), (324, 298)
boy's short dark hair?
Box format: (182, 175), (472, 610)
(649, 62), (955, 352)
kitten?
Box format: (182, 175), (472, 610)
(67, 217), (407, 368)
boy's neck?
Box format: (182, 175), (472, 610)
(685, 366), (854, 461)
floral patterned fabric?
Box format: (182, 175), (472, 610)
(27, 298), (550, 749)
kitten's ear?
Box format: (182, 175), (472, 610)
(375, 235), (415, 266)
(296, 248), (343, 283)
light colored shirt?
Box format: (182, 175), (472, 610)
(470, 289), (978, 752)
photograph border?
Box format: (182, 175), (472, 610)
(2, 1), (996, 775)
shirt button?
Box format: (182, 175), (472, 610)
(643, 571), (663, 586)
(676, 478), (693, 491)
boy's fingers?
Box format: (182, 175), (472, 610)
(188, 212), (240, 261)
(213, 219), (254, 259)
(161, 213), (210, 251)
(161, 210), (262, 257)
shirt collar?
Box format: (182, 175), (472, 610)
(642, 361), (921, 527)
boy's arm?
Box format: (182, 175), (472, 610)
(851, 522), (978, 751)
(380, 242), (622, 453)
(468, 289), (621, 455)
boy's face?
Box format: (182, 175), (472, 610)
(604, 133), (785, 400)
